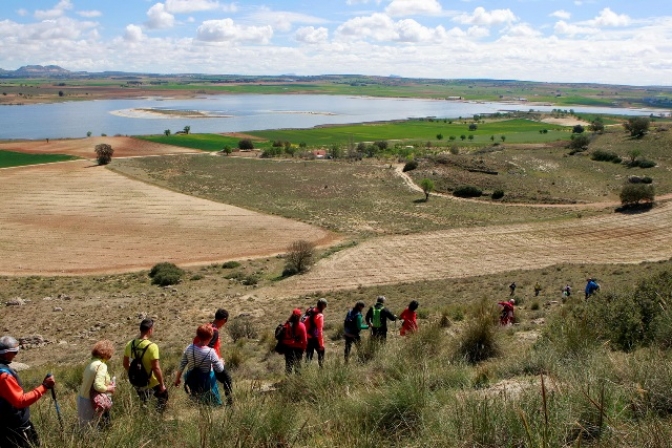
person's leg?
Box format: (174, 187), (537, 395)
(305, 338), (317, 362)
(284, 351), (293, 374)
(214, 369), (233, 405)
(292, 349), (303, 374)
(317, 346), (325, 368)
(344, 336), (353, 363)
(153, 385), (169, 412)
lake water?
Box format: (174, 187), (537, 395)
(0, 94), (665, 140)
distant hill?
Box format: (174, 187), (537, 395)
(0, 65), (72, 78)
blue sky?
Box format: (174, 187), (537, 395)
(1, 0), (671, 85)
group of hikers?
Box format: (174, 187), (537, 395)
(0, 297), (421, 447)
(1, 278), (604, 447)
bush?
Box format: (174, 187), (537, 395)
(238, 139), (254, 150)
(226, 316), (258, 342)
(491, 189), (504, 200)
(620, 184), (655, 206)
(456, 300), (500, 364)
(94, 143), (114, 165)
(284, 240), (315, 275)
(572, 124), (585, 134)
(149, 262), (184, 286)
(634, 159), (657, 168)
(624, 116), (650, 138)
(453, 185), (483, 198)
(222, 261), (241, 269)
(591, 150), (622, 163)
(468, 123), (478, 131)
(402, 160), (418, 172)
(568, 134), (590, 151)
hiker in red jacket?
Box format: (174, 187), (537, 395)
(304, 298), (328, 368)
(399, 300), (419, 336)
(281, 309), (308, 374)
(498, 299), (515, 326)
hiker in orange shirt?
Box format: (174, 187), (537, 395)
(399, 300), (419, 336)
(281, 309), (308, 374)
(304, 298), (328, 368)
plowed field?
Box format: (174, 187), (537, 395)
(0, 136), (198, 159)
(271, 202), (672, 295)
(0, 161), (334, 275)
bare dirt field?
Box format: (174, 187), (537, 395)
(269, 202), (672, 295)
(0, 136), (199, 159)
(0, 160), (334, 275)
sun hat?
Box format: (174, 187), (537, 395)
(0, 336), (20, 355)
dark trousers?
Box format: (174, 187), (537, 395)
(214, 368), (233, 404)
(284, 348), (304, 374)
(0, 423), (40, 448)
(371, 327), (388, 342)
(344, 334), (361, 363)
(305, 338), (325, 367)
(135, 385), (169, 412)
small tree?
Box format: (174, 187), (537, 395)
(238, 139), (254, 150)
(501, 135), (506, 142)
(468, 134), (474, 141)
(627, 149), (642, 166)
(569, 134), (591, 151)
(468, 123), (478, 131)
(460, 135), (466, 141)
(620, 184), (655, 207)
(221, 145), (233, 155)
(284, 240), (315, 276)
(86, 131), (92, 137)
(183, 125), (191, 134)
(94, 143), (114, 165)
(420, 178), (434, 201)
(164, 129), (171, 136)
(624, 117), (650, 138)
(590, 117), (605, 133)
(436, 133), (443, 140)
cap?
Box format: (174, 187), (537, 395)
(0, 336), (20, 355)
(376, 296), (386, 303)
(292, 308), (302, 317)
(317, 298), (328, 307)
(509, 299), (516, 305)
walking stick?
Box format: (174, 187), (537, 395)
(46, 373), (64, 432)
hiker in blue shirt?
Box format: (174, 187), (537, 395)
(585, 278), (600, 300)
(365, 296), (397, 342)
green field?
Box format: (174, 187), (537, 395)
(246, 118), (570, 147)
(0, 150), (77, 168)
(138, 133), (245, 151)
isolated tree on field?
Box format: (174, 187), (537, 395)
(164, 129), (171, 136)
(436, 134), (443, 140)
(590, 117), (605, 133)
(468, 123), (478, 131)
(183, 125), (191, 134)
(627, 149), (642, 166)
(284, 240), (315, 275)
(238, 139), (254, 150)
(569, 134), (591, 150)
(468, 134), (474, 141)
(623, 117), (650, 138)
(572, 124), (585, 134)
(86, 131), (92, 137)
(460, 135), (466, 141)
(94, 143), (114, 165)
(620, 184), (654, 207)
(501, 135), (506, 142)
(420, 178), (434, 202)
(221, 145), (233, 155)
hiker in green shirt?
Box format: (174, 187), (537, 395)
(343, 301), (368, 363)
(365, 296), (397, 342)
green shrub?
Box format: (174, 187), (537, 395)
(456, 300), (501, 364)
(453, 185), (483, 198)
(222, 261), (241, 269)
(238, 138), (254, 150)
(591, 150), (622, 163)
(148, 262), (184, 286)
(634, 159), (657, 168)
(402, 159), (418, 172)
(491, 189), (504, 200)
(620, 184), (655, 206)
(227, 316), (258, 342)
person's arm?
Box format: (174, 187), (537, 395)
(122, 356), (130, 372)
(0, 373), (48, 409)
(93, 362), (115, 394)
(365, 307), (373, 326)
(173, 349), (190, 386)
(151, 360), (166, 392)
(298, 324), (308, 350)
(386, 308), (397, 322)
(316, 314), (325, 349)
(357, 313), (369, 330)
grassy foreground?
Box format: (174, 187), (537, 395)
(12, 260), (672, 448)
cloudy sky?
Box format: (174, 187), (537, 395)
(1, 0), (671, 85)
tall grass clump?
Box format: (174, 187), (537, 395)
(455, 299), (501, 364)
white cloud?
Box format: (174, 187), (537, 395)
(35, 0), (73, 20)
(590, 8), (631, 27)
(454, 7), (517, 27)
(295, 26), (328, 44)
(196, 19), (273, 44)
(385, 0), (443, 17)
(77, 10), (102, 18)
(17, 9), (28, 17)
(346, 0), (382, 4)
(164, 0), (230, 14)
(553, 20), (597, 36)
(124, 24), (145, 42)
(336, 13), (447, 43)
(502, 23), (541, 38)
(145, 3), (175, 29)
(247, 9), (328, 33)
(550, 10), (571, 20)
(467, 25), (489, 38)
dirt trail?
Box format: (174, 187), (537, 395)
(268, 201), (672, 296)
(0, 161), (334, 275)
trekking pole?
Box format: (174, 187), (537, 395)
(46, 373), (64, 432)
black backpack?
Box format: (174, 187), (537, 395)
(128, 340), (153, 388)
(344, 309), (359, 334)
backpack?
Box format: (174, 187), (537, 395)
(301, 307), (318, 337)
(273, 323), (287, 354)
(344, 309), (359, 334)
(372, 306), (383, 328)
(128, 340), (153, 388)
(184, 346), (212, 395)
